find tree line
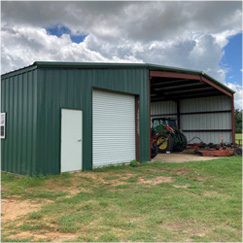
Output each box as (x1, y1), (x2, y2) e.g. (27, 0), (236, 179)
(234, 109), (242, 133)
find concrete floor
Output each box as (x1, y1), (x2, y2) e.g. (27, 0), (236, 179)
(152, 150), (219, 163)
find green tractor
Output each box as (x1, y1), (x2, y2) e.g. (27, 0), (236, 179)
(151, 118), (187, 153)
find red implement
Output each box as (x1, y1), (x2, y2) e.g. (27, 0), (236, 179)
(195, 147), (234, 156)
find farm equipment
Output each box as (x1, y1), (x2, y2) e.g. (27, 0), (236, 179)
(151, 118), (187, 154)
(151, 131), (159, 159)
(150, 129), (172, 159)
(187, 140), (242, 157)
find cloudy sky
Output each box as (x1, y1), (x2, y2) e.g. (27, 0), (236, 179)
(1, 1), (242, 107)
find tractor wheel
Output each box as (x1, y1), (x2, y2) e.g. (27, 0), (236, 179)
(157, 134), (174, 153)
(234, 147), (242, 156)
(215, 144), (220, 150)
(151, 141), (158, 159)
(176, 133), (188, 152)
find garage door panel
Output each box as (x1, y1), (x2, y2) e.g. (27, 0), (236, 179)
(93, 89), (135, 167)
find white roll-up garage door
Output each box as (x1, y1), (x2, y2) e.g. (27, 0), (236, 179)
(93, 89), (135, 167)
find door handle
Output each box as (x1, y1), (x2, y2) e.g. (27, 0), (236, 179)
(77, 139), (82, 142)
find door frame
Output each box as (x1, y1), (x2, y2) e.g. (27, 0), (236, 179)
(60, 107), (83, 173)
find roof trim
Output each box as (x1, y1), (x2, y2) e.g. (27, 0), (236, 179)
(1, 63), (37, 79)
(1, 61), (234, 94)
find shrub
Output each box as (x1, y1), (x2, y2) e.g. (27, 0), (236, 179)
(129, 160), (140, 167)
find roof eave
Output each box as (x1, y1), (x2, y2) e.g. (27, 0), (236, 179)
(1, 61), (235, 94)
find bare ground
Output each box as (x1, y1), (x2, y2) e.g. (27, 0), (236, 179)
(139, 176), (173, 185)
(1, 197), (43, 221)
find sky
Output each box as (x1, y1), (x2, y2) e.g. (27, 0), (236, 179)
(1, 1), (242, 108)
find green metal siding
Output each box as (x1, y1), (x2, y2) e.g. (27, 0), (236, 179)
(35, 68), (150, 175)
(1, 70), (38, 175)
(1, 61), (235, 176)
(33, 61), (235, 94)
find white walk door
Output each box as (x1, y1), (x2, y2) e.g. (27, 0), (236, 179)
(93, 89), (135, 167)
(61, 109), (82, 172)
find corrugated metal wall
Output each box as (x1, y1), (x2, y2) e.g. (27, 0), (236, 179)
(181, 95), (232, 144)
(151, 95), (232, 144)
(151, 101), (177, 119)
(181, 113), (231, 130)
(2, 67), (150, 175)
(36, 68), (150, 175)
(180, 95), (231, 112)
(1, 70), (38, 175)
(182, 132), (232, 144)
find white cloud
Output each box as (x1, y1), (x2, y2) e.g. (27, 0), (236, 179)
(226, 83), (243, 109)
(1, 1), (242, 106)
(1, 25), (143, 74)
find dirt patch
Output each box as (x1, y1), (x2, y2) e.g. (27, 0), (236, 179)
(203, 191), (220, 197)
(182, 227), (210, 238)
(44, 171), (133, 197)
(153, 150), (219, 163)
(144, 168), (167, 173)
(7, 231), (77, 242)
(73, 171), (135, 187)
(139, 176), (173, 185)
(172, 167), (190, 175)
(166, 220), (210, 237)
(173, 184), (190, 188)
(43, 232), (77, 242)
(1, 198), (43, 222)
(182, 228), (207, 237)
(1, 186), (9, 191)
(45, 176), (94, 197)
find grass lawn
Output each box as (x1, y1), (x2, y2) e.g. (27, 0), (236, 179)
(1, 157), (242, 242)
(235, 134), (242, 144)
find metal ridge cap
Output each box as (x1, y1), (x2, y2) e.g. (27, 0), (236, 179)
(34, 61), (148, 69)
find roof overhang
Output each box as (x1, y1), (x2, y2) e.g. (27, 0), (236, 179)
(149, 70), (233, 102)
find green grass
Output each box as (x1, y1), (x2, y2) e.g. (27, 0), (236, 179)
(1, 157), (242, 242)
(235, 133), (242, 144)
(235, 133), (242, 139)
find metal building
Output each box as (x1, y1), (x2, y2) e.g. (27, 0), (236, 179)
(1, 62), (235, 175)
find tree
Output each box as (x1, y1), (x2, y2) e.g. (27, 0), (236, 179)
(234, 109), (242, 133)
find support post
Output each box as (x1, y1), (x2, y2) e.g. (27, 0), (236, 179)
(231, 95), (235, 143)
(149, 76), (151, 160)
(176, 100), (180, 129)
(135, 95), (140, 162)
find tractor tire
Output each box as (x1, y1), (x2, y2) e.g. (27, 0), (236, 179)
(215, 144), (220, 150)
(234, 147), (242, 156)
(157, 134), (174, 153)
(151, 141), (159, 159)
(177, 133), (188, 152)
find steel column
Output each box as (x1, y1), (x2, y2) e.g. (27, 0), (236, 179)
(135, 95), (140, 161)
(231, 95), (235, 143)
(177, 100), (180, 129)
(149, 77), (151, 160)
